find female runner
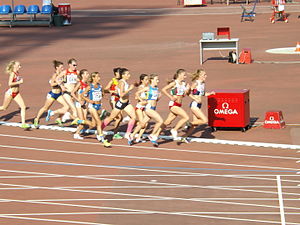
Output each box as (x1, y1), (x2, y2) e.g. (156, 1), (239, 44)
(101, 68), (136, 145)
(81, 72), (111, 147)
(133, 74), (149, 143)
(55, 58), (79, 122)
(0, 61), (30, 129)
(104, 67), (123, 139)
(161, 69), (190, 140)
(33, 60), (69, 128)
(131, 74), (163, 147)
(71, 69), (91, 139)
(182, 69), (215, 141)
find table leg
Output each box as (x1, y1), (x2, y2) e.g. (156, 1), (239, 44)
(236, 42), (239, 64)
(200, 42), (203, 65)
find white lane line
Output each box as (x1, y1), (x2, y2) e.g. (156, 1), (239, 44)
(0, 215), (110, 225)
(1, 185), (298, 190)
(1, 182), (300, 211)
(1, 159), (300, 197)
(0, 212), (149, 216)
(0, 131), (300, 154)
(20, 198), (299, 202)
(1, 211), (300, 216)
(1, 133), (299, 160)
(0, 144), (298, 172)
(0, 198), (298, 225)
(0, 175), (60, 179)
(1, 166), (300, 197)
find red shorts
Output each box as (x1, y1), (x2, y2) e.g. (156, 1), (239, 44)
(6, 89), (19, 99)
(111, 94), (120, 103)
(168, 101), (182, 109)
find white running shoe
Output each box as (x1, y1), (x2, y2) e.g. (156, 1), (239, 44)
(170, 129), (178, 140)
(62, 112), (71, 123)
(73, 134), (84, 140)
(96, 135), (104, 142)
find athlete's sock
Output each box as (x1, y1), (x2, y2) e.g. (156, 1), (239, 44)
(101, 119), (110, 129)
(126, 119), (135, 133)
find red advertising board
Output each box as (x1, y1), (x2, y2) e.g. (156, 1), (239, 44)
(208, 89), (250, 131)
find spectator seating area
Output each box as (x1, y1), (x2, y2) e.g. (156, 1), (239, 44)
(0, 4), (53, 27)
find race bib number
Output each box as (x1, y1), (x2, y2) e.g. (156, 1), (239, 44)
(66, 74), (77, 84)
(92, 91), (102, 101)
(116, 101), (123, 108)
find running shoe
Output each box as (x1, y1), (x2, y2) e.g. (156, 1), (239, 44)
(113, 133), (123, 139)
(46, 110), (53, 122)
(20, 123), (31, 129)
(71, 118), (80, 125)
(96, 135), (104, 142)
(33, 118), (39, 129)
(124, 133), (133, 146)
(151, 140), (159, 147)
(61, 112), (71, 123)
(73, 133), (84, 140)
(135, 138), (147, 143)
(55, 118), (63, 127)
(103, 139), (112, 148)
(179, 137), (190, 144)
(170, 129), (178, 140)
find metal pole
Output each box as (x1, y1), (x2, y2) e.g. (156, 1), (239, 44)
(276, 175), (286, 225)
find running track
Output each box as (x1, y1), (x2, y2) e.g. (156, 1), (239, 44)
(0, 126), (299, 225)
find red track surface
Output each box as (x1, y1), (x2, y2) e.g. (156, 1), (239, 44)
(0, 1), (299, 224)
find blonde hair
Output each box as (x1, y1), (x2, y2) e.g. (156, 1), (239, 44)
(191, 69), (205, 81)
(5, 61), (19, 74)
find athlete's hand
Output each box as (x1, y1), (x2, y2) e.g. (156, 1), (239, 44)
(129, 84), (135, 91)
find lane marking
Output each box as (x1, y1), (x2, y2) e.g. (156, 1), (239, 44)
(0, 215), (111, 225)
(1, 133), (299, 161)
(2, 168), (300, 197)
(1, 181), (300, 210)
(1, 156), (299, 197)
(1, 211), (300, 216)
(0, 144), (298, 172)
(1, 123), (300, 150)
(0, 198), (299, 225)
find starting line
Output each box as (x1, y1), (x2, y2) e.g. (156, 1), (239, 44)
(0, 121), (300, 150)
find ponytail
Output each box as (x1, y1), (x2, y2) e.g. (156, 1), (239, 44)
(5, 61), (18, 74)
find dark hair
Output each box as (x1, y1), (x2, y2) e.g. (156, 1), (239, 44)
(78, 69), (88, 80)
(134, 73), (148, 87)
(149, 74), (158, 84)
(167, 69), (185, 84)
(67, 58), (77, 65)
(119, 68), (129, 80)
(113, 67), (122, 74)
(88, 72), (99, 83)
(53, 60), (63, 69)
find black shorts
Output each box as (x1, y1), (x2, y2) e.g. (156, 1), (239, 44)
(115, 100), (129, 110)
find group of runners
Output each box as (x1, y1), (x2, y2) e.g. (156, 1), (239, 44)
(0, 59), (215, 148)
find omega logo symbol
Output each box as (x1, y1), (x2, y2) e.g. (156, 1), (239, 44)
(214, 102), (238, 115)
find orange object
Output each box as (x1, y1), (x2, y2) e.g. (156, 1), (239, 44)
(295, 42), (300, 52)
(263, 111), (285, 129)
(217, 27), (230, 39)
(239, 48), (252, 64)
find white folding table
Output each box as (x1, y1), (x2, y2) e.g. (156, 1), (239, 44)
(199, 38), (239, 64)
